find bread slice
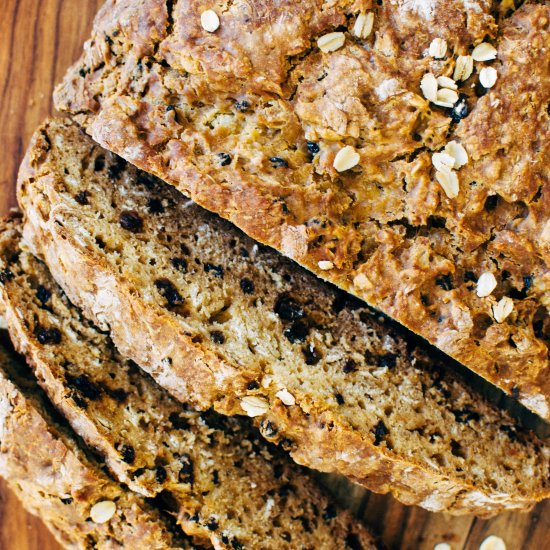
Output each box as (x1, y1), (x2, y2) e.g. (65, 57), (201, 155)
(0, 342), (193, 549)
(53, 0), (550, 419)
(0, 214), (375, 550)
(18, 118), (550, 516)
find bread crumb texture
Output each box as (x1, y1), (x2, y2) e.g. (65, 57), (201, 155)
(0, 216), (376, 549)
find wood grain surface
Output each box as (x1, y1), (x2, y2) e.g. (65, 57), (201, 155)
(0, 1), (548, 549)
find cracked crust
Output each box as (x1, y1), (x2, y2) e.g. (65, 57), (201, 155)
(0, 344), (191, 550)
(54, 0), (550, 418)
(0, 215), (376, 550)
(17, 118), (550, 517)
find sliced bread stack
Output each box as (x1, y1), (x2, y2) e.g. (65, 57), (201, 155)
(0, 342), (192, 549)
(15, 118), (550, 517)
(0, 214), (376, 549)
(53, 0), (550, 419)
(2, 0), (549, 543)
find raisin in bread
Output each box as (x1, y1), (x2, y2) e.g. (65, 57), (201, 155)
(0, 215), (375, 550)
(0, 342), (192, 550)
(53, 0), (550, 419)
(18, 118), (550, 516)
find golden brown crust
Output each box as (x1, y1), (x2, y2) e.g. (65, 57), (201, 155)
(54, 1), (550, 418)
(0, 345), (189, 550)
(16, 118), (550, 517)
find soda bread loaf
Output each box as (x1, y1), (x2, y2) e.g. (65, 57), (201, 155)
(53, 0), (550, 418)
(0, 215), (375, 550)
(17, 118), (550, 516)
(0, 343), (192, 550)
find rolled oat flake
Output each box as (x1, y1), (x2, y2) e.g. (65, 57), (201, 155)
(90, 500), (117, 523)
(479, 535), (506, 550)
(201, 9), (220, 33)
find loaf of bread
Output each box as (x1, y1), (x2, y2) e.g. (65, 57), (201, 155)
(53, 0), (549, 418)
(0, 214), (375, 550)
(0, 342), (192, 549)
(18, 118), (550, 516)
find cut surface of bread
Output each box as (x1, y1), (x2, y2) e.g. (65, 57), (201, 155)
(17, 118), (550, 516)
(53, 0), (550, 419)
(0, 342), (192, 550)
(0, 215), (375, 550)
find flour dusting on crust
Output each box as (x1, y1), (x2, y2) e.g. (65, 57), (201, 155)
(396, 0), (438, 20)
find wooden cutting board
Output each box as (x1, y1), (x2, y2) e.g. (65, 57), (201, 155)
(0, 1), (548, 548)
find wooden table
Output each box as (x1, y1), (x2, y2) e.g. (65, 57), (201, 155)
(0, 1), (548, 548)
